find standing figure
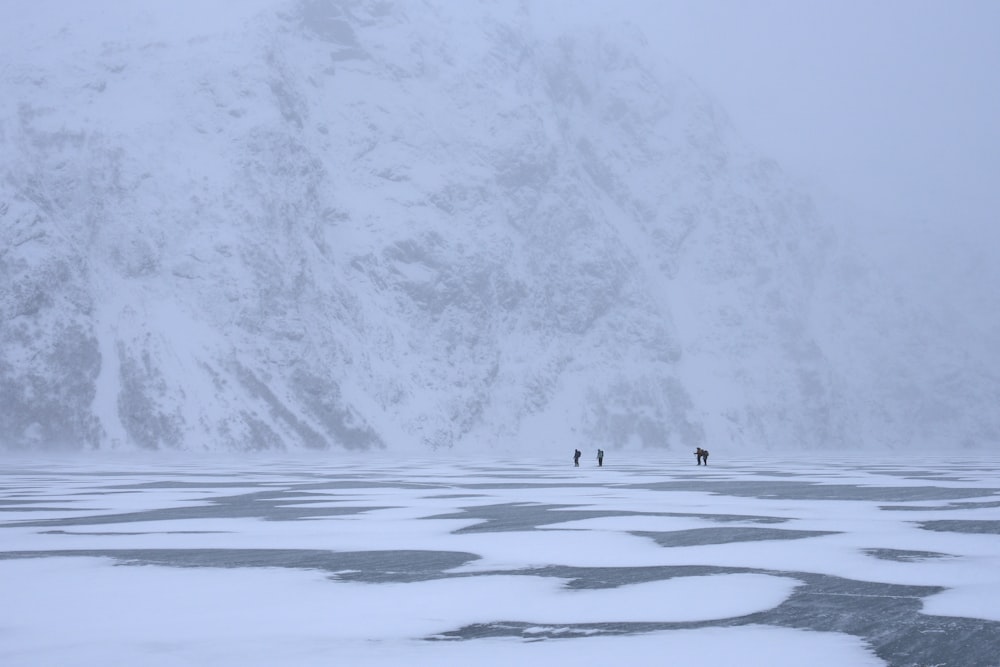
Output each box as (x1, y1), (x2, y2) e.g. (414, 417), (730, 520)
(695, 448), (703, 465)
(702, 449), (709, 465)
(573, 449), (581, 467)
(597, 449), (604, 467)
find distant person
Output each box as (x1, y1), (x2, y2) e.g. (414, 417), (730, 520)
(597, 449), (604, 467)
(695, 448), (703, 465)
(573, 449), (581, 467)
(703, 449), (709, 465)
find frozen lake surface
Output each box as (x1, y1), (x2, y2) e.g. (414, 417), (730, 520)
(2, 456), (999, 666)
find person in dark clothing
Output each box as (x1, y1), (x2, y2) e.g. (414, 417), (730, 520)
(702, 449), (709, 465)
(597, 449), (604, 467)
(573, 449), (581, 466)
(695, 448), (703, 465)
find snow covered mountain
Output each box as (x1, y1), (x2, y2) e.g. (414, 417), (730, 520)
(1, 0), (995, 453)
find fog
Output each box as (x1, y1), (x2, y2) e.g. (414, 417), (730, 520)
(527, 0), (999, 364)
(643, 0), (1000, 344)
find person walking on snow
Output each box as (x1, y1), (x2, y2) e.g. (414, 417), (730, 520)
(597, 449), (604, 467)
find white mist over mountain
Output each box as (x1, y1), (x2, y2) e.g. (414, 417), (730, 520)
(647, 0), (1000, 385)
(1, 0), (996, 454)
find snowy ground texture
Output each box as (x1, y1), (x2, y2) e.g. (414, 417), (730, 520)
(2, 456), (999, 667)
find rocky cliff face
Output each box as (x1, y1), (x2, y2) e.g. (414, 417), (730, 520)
(1, 0), (994, 453)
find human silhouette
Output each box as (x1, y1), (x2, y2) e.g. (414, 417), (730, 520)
(573, 449), (581, 466)
(597, 449), (604, 467)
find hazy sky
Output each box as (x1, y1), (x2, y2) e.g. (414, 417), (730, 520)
(645, 0), (1000, 237)
(618, 0), (1000, 342)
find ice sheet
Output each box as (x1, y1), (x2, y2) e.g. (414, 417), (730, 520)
(2, 456), (999, 666)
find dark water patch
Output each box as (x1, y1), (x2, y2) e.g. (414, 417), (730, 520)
(743, 471), (802, 477)
(864, 548), (956, 562)
(430, 564), (998, 667)
(429, 503), (609, 532)
(457, 483), (605, 490)
(0, 488), (388, 528)
(530, 564), (754, 589)
(292, 480), (437, 491)
(105, 481), (269, 490)
(869, 469), (969, 482)
(919, 520), (1000, 535)
(0, 548), (480, 582)
(0, 499), (87, 506)
(427, 503), (791, 534)
(451, 472), (576, 479)
(0, 505), (84, 512)
(0, 470), (243, 478)
(103, 479), (431, 492)
(695, 513), (787, 524)
(456, 466), (571, 474)
(627, 480), (999, 502)
(882, 500), (1000, 512)
(942, 500), (1000, 510)
(633, 527), (836, 547)
(38, 530), (229, 536)
(72, 491), (141, 496)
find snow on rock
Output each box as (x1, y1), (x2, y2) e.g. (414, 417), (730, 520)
(1, 0), (994, 453)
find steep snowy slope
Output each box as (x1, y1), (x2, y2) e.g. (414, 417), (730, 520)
(1, 0), (994, 453)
